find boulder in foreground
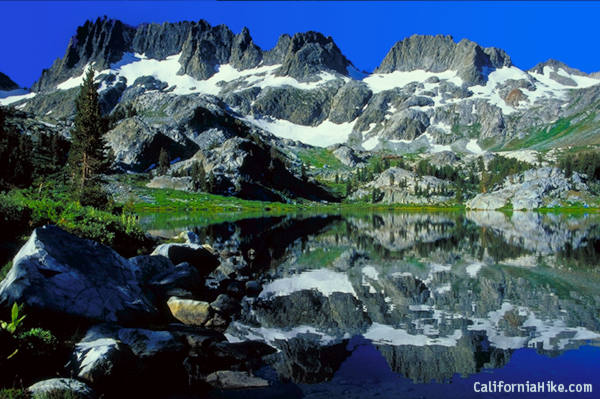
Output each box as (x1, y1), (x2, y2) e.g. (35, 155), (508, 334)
(28, 378), (96, 399)
(0, 225), (159, 324)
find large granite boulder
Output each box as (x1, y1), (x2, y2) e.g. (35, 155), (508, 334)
(331, 145), (367, 167)
(28, 378), (96, 399)
(0, 225), (158, 324)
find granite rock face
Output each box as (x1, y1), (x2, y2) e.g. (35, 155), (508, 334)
(205, 370), (269, 389)
(0, 226), (158, 324)
(328, 80), (373, 123)
(33, 18), (136, 91)
(466, 167), (589, 210)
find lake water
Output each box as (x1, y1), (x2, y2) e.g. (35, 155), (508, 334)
(143, 211), (600, 398)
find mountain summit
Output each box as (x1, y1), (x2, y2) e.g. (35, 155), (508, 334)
(375, 34), (512, 85)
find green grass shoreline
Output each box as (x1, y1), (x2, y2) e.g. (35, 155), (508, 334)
(133, 186), (600, 214)
(133, 186), (600, 232)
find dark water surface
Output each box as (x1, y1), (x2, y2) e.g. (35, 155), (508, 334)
(145, 211), (600, 398)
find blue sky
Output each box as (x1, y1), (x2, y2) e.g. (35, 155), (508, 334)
(1, 1), (599, 87)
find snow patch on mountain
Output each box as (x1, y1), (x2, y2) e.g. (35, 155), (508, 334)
(362, 136), (380, 151)
(56, 52), (341, 96)
(245, 116), (356, 147)
(0, 90), (36, 105)
(466, 139), (485, 154)
(363, 69), (463, 94)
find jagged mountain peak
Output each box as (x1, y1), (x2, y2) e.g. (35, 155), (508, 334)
(529, 59), (588, 77)
(33, 17), (135, 92)
(375, 34), (512, 85)
(0, 72), (19, 91)
(31, 18), (356, 92)
(275, 30), (351, 81)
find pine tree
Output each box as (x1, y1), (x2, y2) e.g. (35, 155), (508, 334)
(190, 161), (206, 191)
(68, 67), (112, 207)
(300, 163), (307, 182)
(373, 159), (383, 174)
(158, 148), (170, 175)
(207, 171), (217, 193)
(371, 188), (381, 203)
(455, 186), (464, 203)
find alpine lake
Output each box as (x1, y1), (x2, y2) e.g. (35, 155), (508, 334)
(138, 209), (600, 399)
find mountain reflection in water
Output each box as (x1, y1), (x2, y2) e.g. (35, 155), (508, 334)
(147, 211), (600, 398)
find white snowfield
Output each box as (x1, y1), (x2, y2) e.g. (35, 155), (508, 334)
(3, 51), (599, 148)
(243, 115), (357, 148)
(362, 69), (464, 94)
(0, 89), (36, 105)
(57, 52), (342, 95)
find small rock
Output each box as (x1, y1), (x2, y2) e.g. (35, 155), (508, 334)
(117, 328), (185, 359)
(204, 313), (230, 331)
(210, 294), (240, 315)
(205, 370), (269, 389)
(176, 231), (201, 244)
(152, 243), (220, 274)
(150, 262), (203, 298)
(245, 280), (262, 297)
(168, 324), (226, 350)
(167, 297), (212, 326)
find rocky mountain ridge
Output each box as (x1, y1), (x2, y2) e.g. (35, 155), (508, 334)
(0, 72), (19, 91)
(31, 17), (353, 92)
(3, 17), (599, 156)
